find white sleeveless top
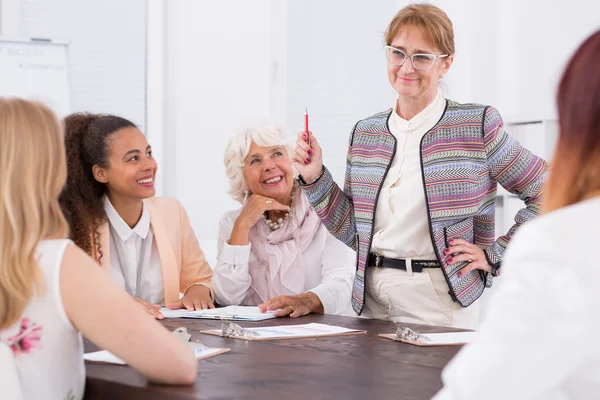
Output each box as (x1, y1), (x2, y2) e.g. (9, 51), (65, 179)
(0, 240), (85, 400)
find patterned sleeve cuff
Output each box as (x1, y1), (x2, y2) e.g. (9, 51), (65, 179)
(483, 247), (502, 277)
(297, 166), (325, 187)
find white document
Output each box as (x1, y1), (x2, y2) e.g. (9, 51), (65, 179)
(418, 331), (477, 345)
(83, 350), (126, 365)
(84, 346), (227, 365)
(205, 322), (364, 339)
(192, 347), (226, 359)
(160, 306), (277, 321)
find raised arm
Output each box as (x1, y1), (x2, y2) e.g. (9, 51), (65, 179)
(212, 212), (254, 306)
(293, 129), (358, 250)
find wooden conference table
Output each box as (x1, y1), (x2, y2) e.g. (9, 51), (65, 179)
(84, 314), (463, 400)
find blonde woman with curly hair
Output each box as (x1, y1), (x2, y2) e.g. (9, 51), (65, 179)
(0, 98), (197, 399)
(212, 123), (355, 317)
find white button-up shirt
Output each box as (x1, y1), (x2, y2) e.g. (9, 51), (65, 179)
(212, 208), (355, 315)
(371, 91), (446, 260)
(434, 197), (600, 399)
(105, 197), (164, 305)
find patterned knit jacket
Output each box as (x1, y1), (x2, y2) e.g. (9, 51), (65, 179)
(300, 100), (548, 315)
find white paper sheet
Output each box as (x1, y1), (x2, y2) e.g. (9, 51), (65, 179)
(418, 331), (477, 345)
(84, 345), (227, 365)
(160, 306), (277, 321)
(83, 350), (126, 365)
(192, 347), (226, 358)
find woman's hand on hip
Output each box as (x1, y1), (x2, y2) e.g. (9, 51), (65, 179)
(258, 292), (325, 318)
(292, 131), (323, 184)
(445, 239), (493, 276)
(167, 285), (214, 311)
(229, 194), (290, 245)
(134, 297), (164, 320)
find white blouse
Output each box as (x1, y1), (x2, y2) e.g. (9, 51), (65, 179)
(434, 197), (600, 399)
(371, 90), (446, 260)
(0, 240), (85, 400)
(212, 208), (356, 315)
(105, 197), (164, 305)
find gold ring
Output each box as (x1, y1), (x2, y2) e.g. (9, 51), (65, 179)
(288, 305), (294, 312)
(468, 256), (473, 263)
(265, 200), (273, 204)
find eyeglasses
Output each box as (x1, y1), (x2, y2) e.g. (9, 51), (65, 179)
(385, 45), (448, 71)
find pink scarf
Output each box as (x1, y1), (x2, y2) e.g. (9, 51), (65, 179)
(245, 186), (322, 304)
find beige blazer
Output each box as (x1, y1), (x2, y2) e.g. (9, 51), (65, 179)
(93, 197), (213, 304)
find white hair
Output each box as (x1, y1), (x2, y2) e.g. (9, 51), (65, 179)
(224, 123), (294, 203)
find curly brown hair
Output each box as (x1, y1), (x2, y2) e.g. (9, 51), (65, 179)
(59, 113), (136, 261)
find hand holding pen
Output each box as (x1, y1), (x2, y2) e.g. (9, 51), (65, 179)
(292, 107), (323, 184)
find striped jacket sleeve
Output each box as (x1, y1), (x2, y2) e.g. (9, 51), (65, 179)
(482, 107), (549, 275)
(299, 128), (358, 251)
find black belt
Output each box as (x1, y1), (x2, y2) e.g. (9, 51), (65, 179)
(367, 254), (440, 273)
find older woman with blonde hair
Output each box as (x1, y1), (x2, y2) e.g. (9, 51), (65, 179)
(0, 98), (197, 399)
(212, 123), (355, 317)
(293, 4), (548, 329)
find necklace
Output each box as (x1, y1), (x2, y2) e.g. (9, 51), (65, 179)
(263, 190), (294, 231)
(392, 94), (440, 134)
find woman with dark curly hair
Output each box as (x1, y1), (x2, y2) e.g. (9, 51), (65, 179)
(60, 114), (213, 318)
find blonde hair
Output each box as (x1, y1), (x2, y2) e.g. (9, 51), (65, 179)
(223, 123), (293, 203)
(385, 3), (455, 55)
(0, 98), (69, 329)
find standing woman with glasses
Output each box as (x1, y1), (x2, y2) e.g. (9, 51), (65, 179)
(292, 3), (548, 329)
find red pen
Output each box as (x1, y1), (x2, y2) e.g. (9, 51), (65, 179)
(304, 107), (310, 147)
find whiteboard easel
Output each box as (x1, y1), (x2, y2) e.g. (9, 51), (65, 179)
(0, 37), (70, 117)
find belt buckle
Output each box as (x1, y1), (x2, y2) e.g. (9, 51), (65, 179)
(374, 254), (383, 269)
(412, 263), (423, 273)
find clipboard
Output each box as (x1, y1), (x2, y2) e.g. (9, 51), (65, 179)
(379, 324), (476, 347)
(201, 320), (367, 341)
(174, 327), (231, 358)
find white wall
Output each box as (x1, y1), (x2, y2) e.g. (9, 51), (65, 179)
(18, 0), (147, 129)
(0, 0), (20, 35)
(426, 0), (599, 122)
(152, 0), (401, 265)
(284, 0), (398, 184)
(153, 0), (276, 264)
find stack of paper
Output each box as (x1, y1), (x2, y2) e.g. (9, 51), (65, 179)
(159, 305), (277, 321)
